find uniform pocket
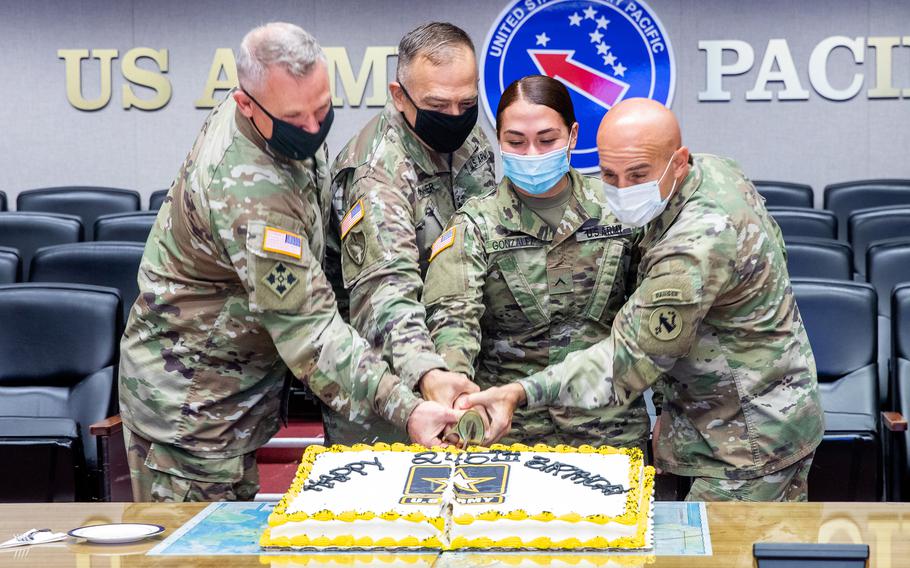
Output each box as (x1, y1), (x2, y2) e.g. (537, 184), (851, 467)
(582, 239), (628, 324)
(145, 442), (245, 484)
(484, 250), (549, 331)
(246, 216), (310, 313)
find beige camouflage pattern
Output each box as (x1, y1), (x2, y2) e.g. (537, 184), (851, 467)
(423, 170), (649, 449)
(520, 154), (823, 480)
(686, 451), (814, 502)
(124, 426), (258, 502)
(119, 95), (420, 487)
(324, 102), (496, 443)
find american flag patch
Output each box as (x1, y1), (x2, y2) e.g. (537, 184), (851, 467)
(262, 227), (303, 259)
(340, 200), (365, 239)
(429, 227), (457, 263)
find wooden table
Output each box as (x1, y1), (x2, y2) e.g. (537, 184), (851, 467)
(0, 502), (908, 567)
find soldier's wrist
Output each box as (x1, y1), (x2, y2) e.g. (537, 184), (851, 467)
(402, 353), (449, 390)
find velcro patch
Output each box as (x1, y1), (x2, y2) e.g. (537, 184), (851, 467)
(648, 307), (683, 341)
(262, 227), (303, 259)
(484, 235), (546, 253)
(651, 288), (683, 303)
(340, 200), (365, 239)
(261, 261), (300, 298)
(575, 224), (632, 242)
(429, 227), (457, 263)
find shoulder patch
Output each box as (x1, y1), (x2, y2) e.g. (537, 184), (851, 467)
(340, 199), (365, 240)
(651, 288), (683, 303)
(648, 307), (683, 341)
(262, 227), (303, 259)
(429, 227), (457, 263)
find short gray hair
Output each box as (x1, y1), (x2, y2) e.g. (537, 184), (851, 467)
(397, 22), (475, 83)
(237, 22), (325, 93)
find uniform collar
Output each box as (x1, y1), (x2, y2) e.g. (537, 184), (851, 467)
(495, 168), (597, 242)
(640, 155), (702, 249)
(383, 102), (480, 177)
(231, 92), (319, 183)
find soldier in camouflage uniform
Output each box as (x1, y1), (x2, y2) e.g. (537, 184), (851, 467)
(326, 23), (496, 444)
(119, 23), (460, 502)
(465, 98), (823, 501)
(423, 76), (649, 450)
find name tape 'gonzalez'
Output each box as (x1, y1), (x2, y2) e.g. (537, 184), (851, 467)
(262, 227), (303, 259)
(340, 200), (365, 239)
(429, 227), (457, 262)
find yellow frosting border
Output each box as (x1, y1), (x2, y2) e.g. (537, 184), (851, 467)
(446, 467), (655, 550)
(261, 442), (654, 551)
(259, 552), (439, 565)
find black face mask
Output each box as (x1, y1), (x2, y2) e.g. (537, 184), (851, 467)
(243, 90), (333, 160)
(398, 84), (478, 154)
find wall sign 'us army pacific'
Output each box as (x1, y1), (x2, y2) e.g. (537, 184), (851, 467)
(481, 0), (676, 173)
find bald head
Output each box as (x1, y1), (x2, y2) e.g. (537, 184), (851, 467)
(597, 98), (689, 198)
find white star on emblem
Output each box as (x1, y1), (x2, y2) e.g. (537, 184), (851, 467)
(596, 16), (610, 29)
(603, 53), (617, 66)
(596, 42), (608, 55)
(583, 5), (597, 20)
(612, 62), (627, 77)
(589, 29), (604, 44)
(535, 32), (551, 47)
(568, 12), (582, 26)
(451, 469), (496, 493)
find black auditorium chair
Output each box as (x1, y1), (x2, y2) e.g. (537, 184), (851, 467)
(784, 238), (852, 281)
(792, 279), (881, 500)
(886, 285), (910, 500)
(867, 239), (910, 409)
(0, 212), (82, 279)
(753, 180), (814, 209)
(17, 186), (141, 240)
(0, 283), (125, 501)
(0, 247), (20, 284)
(768, 207), (837, 240)
(94, 212), (157, 243)
(848, 207), (910, 279)
(148, 189), (169, 210)
(30, 242), (145, 325)
(0, 190), (6, 211)
(824, 179), (910, 240)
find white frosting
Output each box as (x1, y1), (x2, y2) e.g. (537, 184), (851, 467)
(271, 448), (652, 550)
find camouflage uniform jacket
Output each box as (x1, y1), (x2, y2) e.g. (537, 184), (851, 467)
(119, 95), (419, 461)
(519, 154), (824, 479)
(330, 102), (496, 388)
(423, 170), (649, 447)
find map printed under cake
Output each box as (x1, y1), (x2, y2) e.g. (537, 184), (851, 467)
(260, 443), (655, 551)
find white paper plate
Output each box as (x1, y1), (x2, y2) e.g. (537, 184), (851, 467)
(68, 523), (165, 544)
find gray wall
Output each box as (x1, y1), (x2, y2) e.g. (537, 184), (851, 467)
(2, 0), (909, 207)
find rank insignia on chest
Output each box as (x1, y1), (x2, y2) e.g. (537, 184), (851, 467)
(340, 199), (365, 239)
(262, 227), (303, 259)
(649, 307), (682, 341)
(575, 224), (632, 242)
(262, 262), (299, 298)
(429, 227), (456, 262)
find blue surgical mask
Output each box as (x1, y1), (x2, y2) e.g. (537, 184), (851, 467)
(602, 156), (677, 228)
(501, 146), (571, 195)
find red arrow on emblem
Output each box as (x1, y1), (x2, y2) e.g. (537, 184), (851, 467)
(528, 49), (630, 109)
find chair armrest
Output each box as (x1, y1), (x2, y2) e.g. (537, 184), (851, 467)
(882, 411), (908, 432)
(89, 415), (122, 437)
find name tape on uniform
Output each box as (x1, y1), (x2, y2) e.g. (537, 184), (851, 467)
(429, 227), (457, 263)
(484, 235), (545, 253)
(262, 227), (303, 259)
(340, 200), (365, 239)
(575, 224), (632, 242)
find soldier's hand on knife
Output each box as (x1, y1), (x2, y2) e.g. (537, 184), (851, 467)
(458, 383), (526, 445)
(407, 400), (463, 447)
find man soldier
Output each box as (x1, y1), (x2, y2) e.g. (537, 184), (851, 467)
(119, 22), (459, 502)
(466, 99), (823, 502)
(326, 23), (496, 443)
